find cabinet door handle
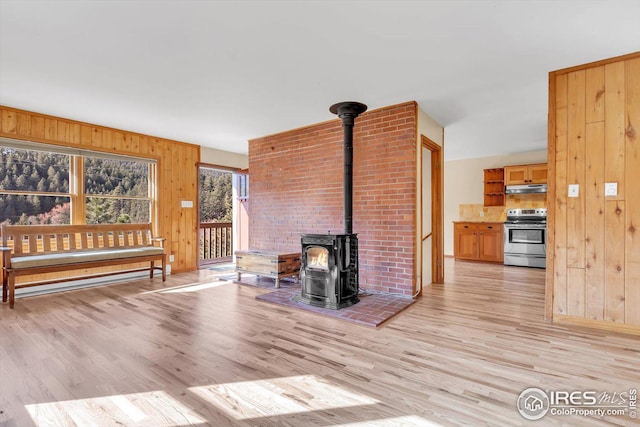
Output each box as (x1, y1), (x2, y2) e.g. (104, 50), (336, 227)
(464, 225), (469, 228)
(487, 226), (493, 229)
(480, 233), (483, 235)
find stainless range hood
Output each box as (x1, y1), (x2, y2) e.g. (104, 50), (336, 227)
(505, 184), (547, 194)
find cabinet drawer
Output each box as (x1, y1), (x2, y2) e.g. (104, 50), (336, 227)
(477, 223), (502, 231)
(455, 223), (477, 231)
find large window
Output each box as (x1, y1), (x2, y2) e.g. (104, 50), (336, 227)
(0, 147), (71, 225)
(0, 139), (156, 226)
(84, 157), (151, 224)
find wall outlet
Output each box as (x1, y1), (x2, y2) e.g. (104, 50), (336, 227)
(479, 211), (484, 217)
(568, 184), (579, 198)
(169, 254), (175, 262)
(181, 200), (193, 208)
(605, 182), (618, 196)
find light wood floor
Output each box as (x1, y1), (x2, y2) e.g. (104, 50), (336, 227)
(1, 259), (638, 426)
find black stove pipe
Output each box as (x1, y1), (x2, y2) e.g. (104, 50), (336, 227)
(329, 101), (367, 234)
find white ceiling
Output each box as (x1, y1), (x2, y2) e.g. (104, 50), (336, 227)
(1, 1), (639, 161)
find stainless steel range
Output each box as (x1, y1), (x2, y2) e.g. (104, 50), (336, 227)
(504, 208), (546, 268)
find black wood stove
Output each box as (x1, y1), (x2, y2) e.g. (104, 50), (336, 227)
(296, 101), (367, 309)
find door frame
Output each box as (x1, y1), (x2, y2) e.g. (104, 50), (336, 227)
(197, 162), (240, 268)
(421, 135), (444, 284)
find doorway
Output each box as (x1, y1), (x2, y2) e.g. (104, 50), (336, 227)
(198, 166), (233, 266)
(421, 135), (444, 286)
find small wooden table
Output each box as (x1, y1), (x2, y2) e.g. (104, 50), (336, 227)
(235, 250), (301, 288)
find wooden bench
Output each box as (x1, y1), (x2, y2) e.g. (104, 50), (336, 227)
(235, 250), (301, 288)
(1, 223), (166, 308)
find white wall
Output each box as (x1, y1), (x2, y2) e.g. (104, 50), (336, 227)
(417, 106), (443, 290)
(443, 149), (547, 256)
(200, 146), (248, 169)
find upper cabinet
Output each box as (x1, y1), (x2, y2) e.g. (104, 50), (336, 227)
(504, 163), (547, 185)
(483, 168), (504, 206)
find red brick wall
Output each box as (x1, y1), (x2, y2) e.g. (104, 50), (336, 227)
(248, 102), (417, 296)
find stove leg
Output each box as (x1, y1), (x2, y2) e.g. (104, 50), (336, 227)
(275, 278), (280, 288)
(237, 272), (241, 282)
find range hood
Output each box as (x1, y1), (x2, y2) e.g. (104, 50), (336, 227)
(505, 184), (547, 194)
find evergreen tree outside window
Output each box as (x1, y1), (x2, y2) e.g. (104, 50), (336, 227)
(0, 147), (71, 225)
(84, 157), (151, 224)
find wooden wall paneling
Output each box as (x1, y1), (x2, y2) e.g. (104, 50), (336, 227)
(604, 200), (625, 322)
(0, 105), (201, 281)
(44, 118), (57, 141)
(16, 112), (31, 135)
(566, 70), (586, 269)
(178, 143), (189, 272)
(91, 126), (102, 149)
(31, 115), (45, 139)
(584, 122), (605, 320)
(625, 57), (640, 325)
(167, 141), (182, 271)
(56, 120), (69, 143)
(604, 61), (626, 201)
(80, 124), (92, 145)
(187, 146), (198, 271)
(585, 66), (605, 124)
(566, 267), (585, 317)
(102, 129), (112, 153)
(2, 109), (16, 133)
(553, 73), (568, 315)
(545, 73), (557, 320)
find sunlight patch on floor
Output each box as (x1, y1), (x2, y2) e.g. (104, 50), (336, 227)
(332, 415), (444, 426)
(141, 281), (227, 294)
(25, 390), (205, 426)
(188, 374), (378, 420)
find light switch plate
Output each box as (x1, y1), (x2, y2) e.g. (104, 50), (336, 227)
(181, 200), (193, 208)
(568, 184), (579, 198)
(605, 182), (618, 196)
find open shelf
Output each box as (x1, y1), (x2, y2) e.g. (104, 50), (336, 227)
(483, 168), (505, 207)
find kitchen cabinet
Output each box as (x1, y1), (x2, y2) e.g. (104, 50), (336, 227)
(454, 222), (503, 263)
(483, 168), (504, 207)
(504, 163), (547, 185)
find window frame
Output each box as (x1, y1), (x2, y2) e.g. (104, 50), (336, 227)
(0, 137), (158, 226)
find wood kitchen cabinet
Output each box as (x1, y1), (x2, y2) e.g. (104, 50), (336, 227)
(504, 163), (547, 185)
(483, 168), (504, 206)
(454, 222), (503, 263)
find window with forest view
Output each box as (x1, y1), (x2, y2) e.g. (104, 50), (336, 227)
(0, 147), (71, 225)
(84, 157), (150, 224)
(1, 143), (155, 226)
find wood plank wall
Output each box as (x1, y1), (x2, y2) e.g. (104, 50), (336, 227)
(0, 106), (200, 282)
(547, 52), (640, 332)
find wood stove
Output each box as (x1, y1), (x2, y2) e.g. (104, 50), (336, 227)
(296, 101), (367, 309)
(298, 233), (358, 309)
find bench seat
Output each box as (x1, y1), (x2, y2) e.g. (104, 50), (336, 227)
(10, 247), (165, 270)
(1, 223), (166, 308)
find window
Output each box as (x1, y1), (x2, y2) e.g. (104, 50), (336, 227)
(0, 147), (71, 225)
(84, 157), (151, 224)
(0, 138), (156, 226)
(237, 173), (249, 201)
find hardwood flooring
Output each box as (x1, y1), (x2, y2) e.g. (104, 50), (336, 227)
(1, 259), (638, 426)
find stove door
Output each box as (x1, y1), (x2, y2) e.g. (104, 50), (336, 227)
(504, 223), (546, 256)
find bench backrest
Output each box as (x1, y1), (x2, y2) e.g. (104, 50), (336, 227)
(1, 223), (156, 258)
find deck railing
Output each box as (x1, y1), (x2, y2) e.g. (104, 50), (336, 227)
(199, 222), (232, 265)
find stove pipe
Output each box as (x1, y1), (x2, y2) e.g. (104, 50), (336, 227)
(329, 101), (367, 234)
